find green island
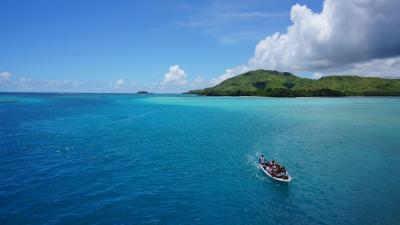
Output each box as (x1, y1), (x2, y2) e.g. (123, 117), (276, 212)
(187, 70), (400, 97)
(137, 91), (152, 94)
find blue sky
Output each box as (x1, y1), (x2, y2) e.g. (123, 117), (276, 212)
(1, 0), (399, 92)
(0, 0), (322, 92)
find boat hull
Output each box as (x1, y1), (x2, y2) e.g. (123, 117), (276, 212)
(259, 164), (291, 183)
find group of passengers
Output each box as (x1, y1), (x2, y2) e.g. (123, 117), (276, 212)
(259, 155), (288, 179)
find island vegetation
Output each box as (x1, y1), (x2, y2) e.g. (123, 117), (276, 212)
(137, 91), (151, 94)
(187, 70), (400, 97)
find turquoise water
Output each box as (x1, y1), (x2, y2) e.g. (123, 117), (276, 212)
(0, 93), (400, 225)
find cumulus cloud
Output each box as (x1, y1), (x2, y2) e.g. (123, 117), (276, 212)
(211, 65), (250, 85)
(154, 66), (212, 92)
(215, 0), (400, 83)
(162, 65), (187, 86)
(0, 71), (11, 82)
(113, 79), (125, 89)
(312, 72), (324, 80)
(320, 56), (400, 77)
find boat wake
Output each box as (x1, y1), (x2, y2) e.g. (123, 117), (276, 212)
(246, 152), (261, 169)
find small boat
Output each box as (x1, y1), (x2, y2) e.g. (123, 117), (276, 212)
(259, 163), (292, 183)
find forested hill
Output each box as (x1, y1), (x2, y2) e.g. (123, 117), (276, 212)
(187, 70), (400, 97)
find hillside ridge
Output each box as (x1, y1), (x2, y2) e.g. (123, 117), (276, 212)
(187, 70), (400, 97)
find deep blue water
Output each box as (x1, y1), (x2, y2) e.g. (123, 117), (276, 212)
(0, 93), (400, 225)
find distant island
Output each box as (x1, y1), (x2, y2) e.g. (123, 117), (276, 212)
(137, 91), (152, 94)
(0, 99), (19, 103)
(187, 70), (400, 97)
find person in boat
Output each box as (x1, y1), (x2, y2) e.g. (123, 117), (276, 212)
(259, 155), (266, 165)
(269, 161), (280, 177)
(277, 167), (288, 179)
(277, 172), (287, 179)
(276, 164), (282, 173)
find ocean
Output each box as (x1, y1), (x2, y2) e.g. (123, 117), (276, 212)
(0, 93), (399, 225)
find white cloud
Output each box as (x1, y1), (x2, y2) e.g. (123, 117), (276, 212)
(192, 76), (207, 86)
(321, 57), (400, 77)
(0, 71), (11, 82)
(0, 76), (82, 91)
(190, 76), (213, 90)
(16, 77), (33, 88)
(312, 72), (323, 80)
(218, 0), (400, 80)
(211, 65), (249, 85)
(114, 79), (125, 89)
(162, 65), (187, 86)
(0, 72), (134, 93)
(177, 0), (287, 45)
